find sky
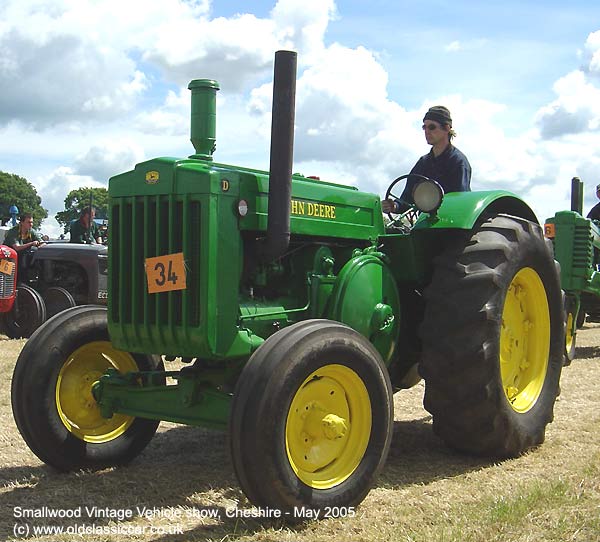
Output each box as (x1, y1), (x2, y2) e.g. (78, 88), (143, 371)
(2, 0), (600, 236)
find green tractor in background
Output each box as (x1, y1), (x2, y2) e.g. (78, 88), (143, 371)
(12, 52), (564, 515)
(544, 176), (600, 364)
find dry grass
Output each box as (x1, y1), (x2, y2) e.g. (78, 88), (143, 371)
(1, 326), (599, 542)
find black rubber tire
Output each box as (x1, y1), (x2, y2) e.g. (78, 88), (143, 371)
(2, 284), (46, 338)
(564, 295), (577, 365)
(42, 286), (76, 319)
(11, 305), (163, 471)
(576, 310), (586, 329)
(230, 319), (393, 513)
(419, 215), (564, 457)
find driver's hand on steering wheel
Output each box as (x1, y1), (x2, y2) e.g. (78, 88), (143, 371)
(381, 199), (398, 213)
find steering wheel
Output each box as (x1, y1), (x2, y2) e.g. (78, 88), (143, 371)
(384, 173), (433, 227)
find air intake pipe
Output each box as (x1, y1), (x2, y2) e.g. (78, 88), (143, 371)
(188, 79), (220, 160)
(261, 50), (297, 263)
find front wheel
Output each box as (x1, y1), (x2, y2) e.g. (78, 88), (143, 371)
(11, 305), (162, 471)
(2, 284), (46, 338)
(230, 320), (393, 513)
(419, 215), (564, 457)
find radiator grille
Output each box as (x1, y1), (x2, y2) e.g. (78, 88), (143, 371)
(0, 257), (16, 300)
(110, 195), (201, 328)
(572, 222), (593, 271)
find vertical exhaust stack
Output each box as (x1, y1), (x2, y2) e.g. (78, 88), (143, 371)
(261, 50), (297, 263)
(188, 79), (220, 160)
(571, 176), (583, 215)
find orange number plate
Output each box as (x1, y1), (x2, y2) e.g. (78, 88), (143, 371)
(145, 252), (187, 294)
(0, 260), (14, 275)
(543, 223), (556, 238)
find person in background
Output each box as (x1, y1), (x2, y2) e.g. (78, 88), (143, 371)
(4, 213), (44, 252)
(382, 105), (472, 213)
(587, 184), (600, 221)
(4, 213), (45, 280)
(70, 206), (102, 244)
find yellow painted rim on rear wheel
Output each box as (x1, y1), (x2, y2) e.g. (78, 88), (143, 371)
(55, 341), (138, 443)
(565, 311), (574, 353)
(500, 268), (550, 413)
(285, 364), (372, 490)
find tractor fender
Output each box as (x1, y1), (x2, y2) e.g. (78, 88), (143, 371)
(413, 190), (538, 231)
(327, 252), (400, 366)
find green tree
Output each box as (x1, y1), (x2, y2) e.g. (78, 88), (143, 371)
(55, 187), (108, 233)
(0, 171), (48, 229)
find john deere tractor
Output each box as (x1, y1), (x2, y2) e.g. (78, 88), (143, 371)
(12, 51), (564, 515)
(544, 176), (600, 363)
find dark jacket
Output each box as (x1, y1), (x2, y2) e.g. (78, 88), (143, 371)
(399, 144), (471, 205)
(588, 202), (600, 221)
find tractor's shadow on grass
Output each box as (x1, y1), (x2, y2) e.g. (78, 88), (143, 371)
(0, 418), (497, 542)
(379, 417), (495, 489)
(0, 425), (256, 541)
(574, 345), (600, 360)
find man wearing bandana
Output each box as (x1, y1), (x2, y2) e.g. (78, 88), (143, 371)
(382, 105), (472, 213)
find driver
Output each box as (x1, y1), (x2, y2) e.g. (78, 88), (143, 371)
(4, 213), (45, 281)
(586, 184), (600, 221)
(382, 105), (471, 213)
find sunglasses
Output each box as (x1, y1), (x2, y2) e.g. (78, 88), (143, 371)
(422, 123), (440, 131)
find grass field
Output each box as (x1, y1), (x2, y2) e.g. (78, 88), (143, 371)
(1, 325), (599, 542)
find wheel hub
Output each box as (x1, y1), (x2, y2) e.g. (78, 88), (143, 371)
(500, 268), (550, 412)
(321, 413), (348, 440)
(285, 364), (371, 489)
(55, 341), (138, 443)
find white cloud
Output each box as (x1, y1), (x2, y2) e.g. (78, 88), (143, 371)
(134, 87), (190, 138)
(73, 141), (145, 182)
(535, 70), (600, 138)
(584, 30), (600, 74)
(535, 31), (600, 139)
(445, 41), (462, 52)
(35, 166), (104, 237)
(444, 39), (487, 53)
(271, 0), (336, 61)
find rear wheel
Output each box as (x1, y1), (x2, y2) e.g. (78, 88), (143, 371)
(419, 215), (563, 457)
(230, 320), (393, 513)
(11, 306), (162, 471)
(43, 286), (76, 319)
(576, 310), (586, 329)
(2, 284), (46, 338)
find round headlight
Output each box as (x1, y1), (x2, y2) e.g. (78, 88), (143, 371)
(412, 179), (444, 213)
(238, 200), (249, 217)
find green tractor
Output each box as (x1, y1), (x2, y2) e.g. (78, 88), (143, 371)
(544, 176), (600, 364)
(12, 51), (564, 515)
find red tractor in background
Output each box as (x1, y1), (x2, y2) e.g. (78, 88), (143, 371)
(0, 242), (50, 339)
(0, 240), (109, 339)
(0, 244), (19, 328)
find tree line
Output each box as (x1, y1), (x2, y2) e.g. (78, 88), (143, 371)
(0, 170), (107, 234)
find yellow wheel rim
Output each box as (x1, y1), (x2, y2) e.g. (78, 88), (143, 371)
(565, 311), (574, 353)
(500, 268), (550, 413)
(285, 364), (371, 489)
(55, 341), (138, 443)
